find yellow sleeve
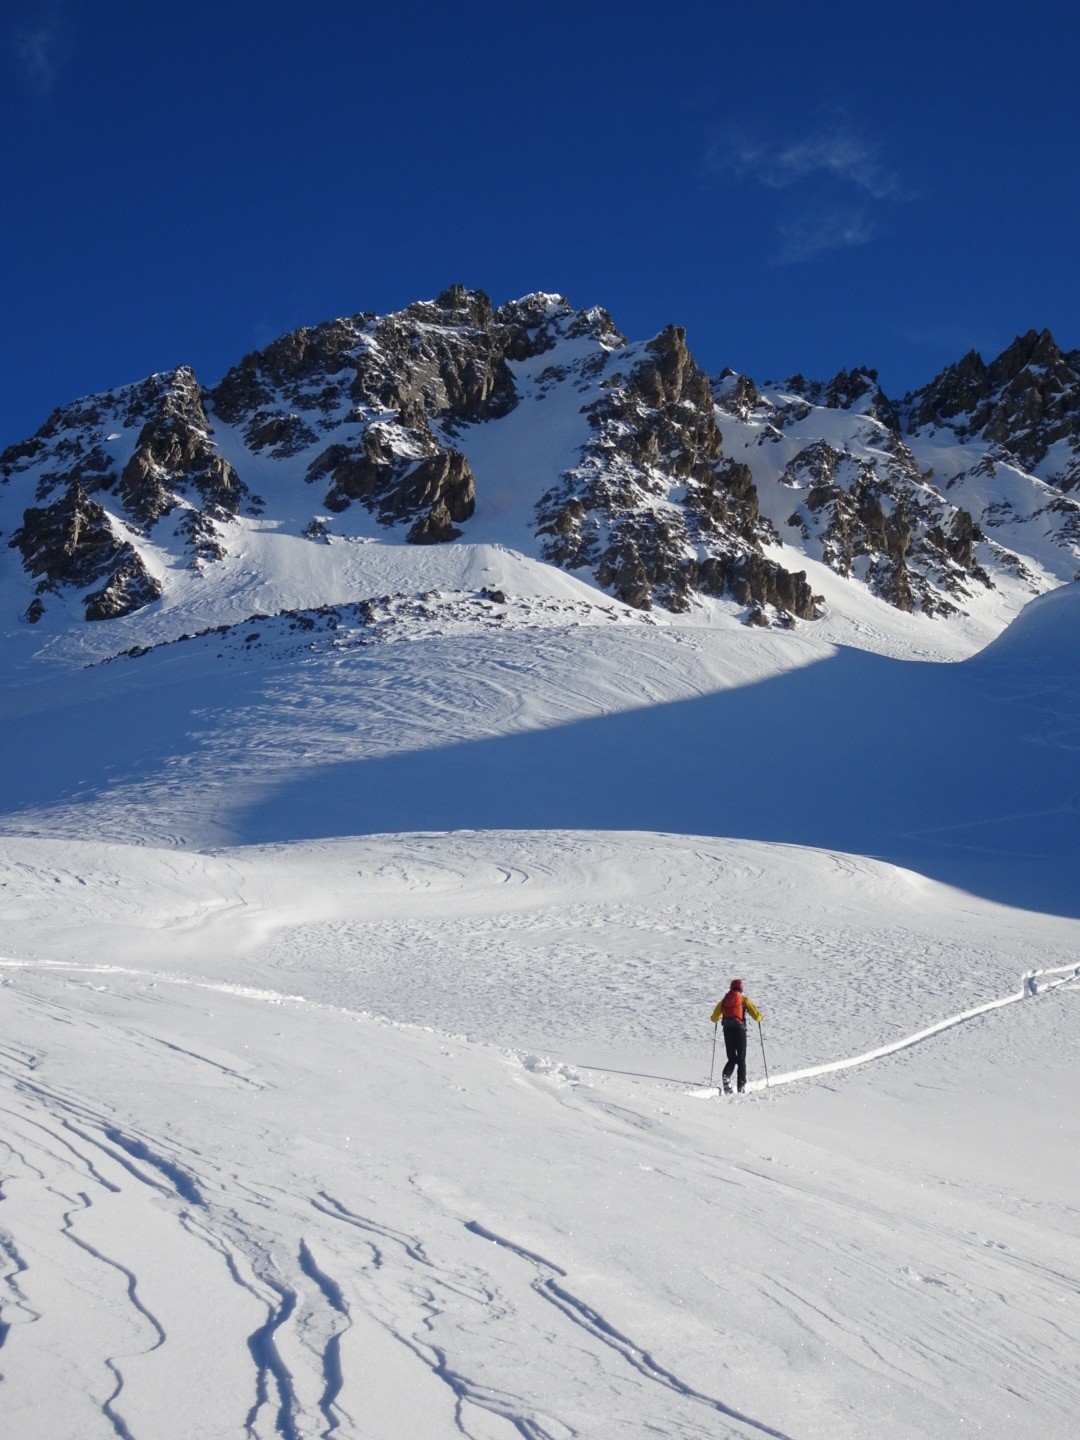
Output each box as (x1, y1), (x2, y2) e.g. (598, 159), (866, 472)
(744, 998), (763, 1023)
(710, 1003), (723, 1023)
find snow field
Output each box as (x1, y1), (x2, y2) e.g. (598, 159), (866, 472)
(1, 827), (1078, 1438)
(0, 554), (1077, 1437)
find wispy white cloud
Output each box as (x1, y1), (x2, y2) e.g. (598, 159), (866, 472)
(705, 121), (906, 263)
(12, 12), (63, 95)
(716, 129), (901, 201)
(773, 208), (875, 266)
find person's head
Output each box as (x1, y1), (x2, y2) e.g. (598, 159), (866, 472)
(730, 978), (743, 992)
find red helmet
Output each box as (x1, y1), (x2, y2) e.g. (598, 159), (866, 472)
(730, 978), (743, 992)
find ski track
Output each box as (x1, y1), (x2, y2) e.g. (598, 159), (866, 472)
(687, 961), (1080, 1097)
(0, 948), (1077, 1436)
(5, 949), (1075, 1101)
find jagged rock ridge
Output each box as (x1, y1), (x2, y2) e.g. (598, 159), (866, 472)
(2, 290), (1078, 631)
(538, 325), (818, 620)
(713, 334), (1080, 616)
(902, 329), (1080, 487)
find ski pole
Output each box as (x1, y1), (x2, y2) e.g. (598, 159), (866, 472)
(758, 1021), (769, 1088)
(709, 1021), (718, 1084)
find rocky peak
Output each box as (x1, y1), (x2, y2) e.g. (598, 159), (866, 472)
(902, 349), (991, 430)
(120, 366), (247, 529)
(903, 329), (1080, 485)
(5, 289), (1075, 636)
(536, 325), (819, 621)
(209, 290), (622, 547)
(629, 325), (715, 412)
(778, 431), (990, 617)
(0, 360), (257, 621)
(211, 316), (370, 431)
(713, 371), (762, 421)
(418, 284), (496, 331)
(823, 368), (900, 429)
(987, 328), (1068, 386)
(7, 480), (162, 622)
(779, 367), (899, 429)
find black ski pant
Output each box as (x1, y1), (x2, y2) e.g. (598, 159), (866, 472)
(721, 1018), (747, 1091)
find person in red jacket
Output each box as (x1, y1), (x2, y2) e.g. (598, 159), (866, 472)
(710, 979), (763, 1094)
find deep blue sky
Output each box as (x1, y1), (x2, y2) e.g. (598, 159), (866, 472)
(4, 1), (1079, 446)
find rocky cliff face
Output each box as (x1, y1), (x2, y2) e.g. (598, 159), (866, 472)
(2, 292), (1077, 632)
(8, 481), (162, 622)
(712, 331), (1080, 617)
(901, 329), (1080, 488)
(538, 325), (819, 619)
(774, 432), (988, 616)
(0, 369), (233, 621)
(207, 286), (615, 545)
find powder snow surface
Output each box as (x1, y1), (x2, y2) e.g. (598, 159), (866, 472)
(1, 569), (1078, 1435)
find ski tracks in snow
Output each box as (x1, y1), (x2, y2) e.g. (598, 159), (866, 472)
(1, 951), (1077, 1438)
(687, 961), (1080, 1098)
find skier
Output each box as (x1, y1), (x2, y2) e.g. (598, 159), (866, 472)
(710, 979), (763, 1094)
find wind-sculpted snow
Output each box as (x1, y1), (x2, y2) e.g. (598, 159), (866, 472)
(2, 583), (1077, 915)
(1, 326), (1079, 1437)
(463, 1222), (796, 1440)
(0, 831), (1078, 1438)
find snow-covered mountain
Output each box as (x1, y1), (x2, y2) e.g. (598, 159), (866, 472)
(2, 291), (1079, 1440)
(3, 287), (1078, 659)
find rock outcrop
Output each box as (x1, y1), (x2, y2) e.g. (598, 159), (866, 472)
(117, 367), (246, 527)
(777, 431), (989, 616)
(902, 329), (1080, 489)
(210, 286), (616, 545)
(0, 366), (251, 615)
(538, 325), (820, 619)
(2, 296), (1077, 631)
(7, 481), (161, 621)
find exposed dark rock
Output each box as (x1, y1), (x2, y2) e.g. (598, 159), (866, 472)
(714, 371), (761, 421)
(315, 429), (475, 540)
(1, 434), (48, 476)
(119, 368), (246, 526)
(6, 289), (1074, 633)
(8, 480), (162, 619)
(10, 482), (125, 590)
(173, 509), (227, 565)
(903, 329), (1080, 485)
(398, 451), (475, 530)
(538, 325), (820, 620)
(246, 413), (320, 455)
(778, 423), (992, 615)
(359, 293), (518, 425)
(85, 556), (163, 620)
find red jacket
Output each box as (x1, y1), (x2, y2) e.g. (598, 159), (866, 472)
(711, 990), (762, 1024)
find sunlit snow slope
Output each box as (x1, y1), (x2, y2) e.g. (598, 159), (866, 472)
(2, 827), (1078, 1440)
(1, 326), (1079, 1440)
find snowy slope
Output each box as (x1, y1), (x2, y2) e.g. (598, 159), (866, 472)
(2, 581), (1077, 915)
(3, 291), (1079, 674)
(2, 830), (1078, 1440)
(0, 584), (1077, 1440)
(2, 295), (1079, 1439)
